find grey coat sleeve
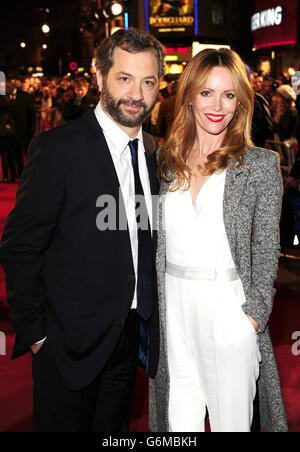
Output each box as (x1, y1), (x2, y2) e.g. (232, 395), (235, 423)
(241, 152), (283, 333)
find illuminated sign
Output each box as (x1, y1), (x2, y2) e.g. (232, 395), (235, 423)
(165, 47), (189, 54)
(252, 0), (298, 50)
(164, 55), (179, 62)
(148, 0), (195, 37)
(251, 6), (282, 31)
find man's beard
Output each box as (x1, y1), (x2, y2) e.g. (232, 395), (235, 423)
(101, 79), (156, 128)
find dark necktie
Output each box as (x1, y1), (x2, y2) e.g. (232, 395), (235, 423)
(128, 139), (155, 322)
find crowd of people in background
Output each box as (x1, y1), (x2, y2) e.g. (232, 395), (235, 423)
(0, 62), (299, 247)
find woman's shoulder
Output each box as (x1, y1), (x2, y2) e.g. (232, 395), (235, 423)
(244, 146), (281, 187)
(245, 145), (279, 168)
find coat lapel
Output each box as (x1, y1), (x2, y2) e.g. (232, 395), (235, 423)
(223, 164), (250, 260)
(142, 135), (160, 253)
(142, 132), (160, 198)
(82, 109), (121, 199)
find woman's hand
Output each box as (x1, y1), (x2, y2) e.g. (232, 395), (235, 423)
(247, 315), (259, 332)
(30, 340), (45, 355)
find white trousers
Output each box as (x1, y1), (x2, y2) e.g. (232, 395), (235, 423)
(166, 272), (261, 433)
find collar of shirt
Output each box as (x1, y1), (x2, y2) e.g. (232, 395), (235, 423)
(94, 102), (144, 159)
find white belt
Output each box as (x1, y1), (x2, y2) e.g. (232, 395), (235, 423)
(166, 261), (239, 282)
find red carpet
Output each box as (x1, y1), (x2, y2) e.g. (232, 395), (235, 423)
(0, 181), (299, 432)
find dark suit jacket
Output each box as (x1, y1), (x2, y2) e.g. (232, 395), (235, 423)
(0, 109), (160, 390)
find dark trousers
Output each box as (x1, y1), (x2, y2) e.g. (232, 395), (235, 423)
(32, 310), (140, 432)
(14, 138), (24, 177)
(0, 141), (16, 181)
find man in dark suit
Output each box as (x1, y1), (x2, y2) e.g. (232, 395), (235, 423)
(6, 79), (36, 175)
(0, 29), (165, 432)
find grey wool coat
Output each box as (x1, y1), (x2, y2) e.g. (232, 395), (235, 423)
(149, 146), (289, 432)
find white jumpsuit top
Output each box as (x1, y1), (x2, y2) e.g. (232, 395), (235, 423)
(164, 169), (261, 432)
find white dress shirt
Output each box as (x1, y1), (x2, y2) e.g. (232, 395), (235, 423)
(94, 102), (153, 309)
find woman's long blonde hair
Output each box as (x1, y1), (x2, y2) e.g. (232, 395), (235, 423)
(158, 48), (254, 190)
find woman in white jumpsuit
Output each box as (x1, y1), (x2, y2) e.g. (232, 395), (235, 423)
(165, 170), (260, 432)
(149, 48), (287, 432)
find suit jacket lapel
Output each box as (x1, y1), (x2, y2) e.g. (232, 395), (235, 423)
(82, 110), (121, 200)
(82, 110), (132, 250)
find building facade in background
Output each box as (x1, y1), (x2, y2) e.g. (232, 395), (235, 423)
(139, 0), (254, 75)
(251, 0), (300, 77)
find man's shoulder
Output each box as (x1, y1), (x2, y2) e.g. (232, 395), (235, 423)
(29, 110), (102, 159)
(45, 109), (99, 143)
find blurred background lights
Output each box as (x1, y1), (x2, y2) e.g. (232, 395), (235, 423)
(111, 26), (122, 35)
(42, 24), (50, 34)
(288, 67), (296, 76)
(111, 2), (123, 16)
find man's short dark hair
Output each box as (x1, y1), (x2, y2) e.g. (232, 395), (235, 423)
(95, 28), (166, 79)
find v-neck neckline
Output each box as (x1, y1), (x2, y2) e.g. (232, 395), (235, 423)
(189, 173), (215, 206)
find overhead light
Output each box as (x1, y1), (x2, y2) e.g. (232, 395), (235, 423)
(103, 1), (124, 18)
(42, 24), (50, 34)
(111, 2), (123, 16)
(42, 44), (48, 50)
(20, 42), (26, 48)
